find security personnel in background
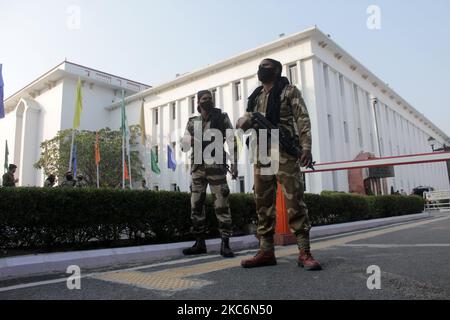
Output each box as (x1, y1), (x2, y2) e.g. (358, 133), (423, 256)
(141, 179), (149, 190)
(180, 90), (238, 258)
(2, 164), (18, 187)
(75, 174), (88, 188)
(60, 171), (76, 188)
(44, 174), (56, 187)
(238, 58), (321, 270)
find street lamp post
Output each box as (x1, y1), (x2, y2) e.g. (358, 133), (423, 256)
(428, 137), (450, 186)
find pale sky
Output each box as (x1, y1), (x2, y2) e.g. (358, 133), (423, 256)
(1, 0), (449, 138)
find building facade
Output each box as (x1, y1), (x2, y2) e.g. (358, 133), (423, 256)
(1, 27), (449, 193)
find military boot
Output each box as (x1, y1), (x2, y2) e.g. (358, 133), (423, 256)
(220, 237), (234, 258)
(182, 238), (207, 255)
(241, 250), (277, 268)
(298, 249), (322, 271)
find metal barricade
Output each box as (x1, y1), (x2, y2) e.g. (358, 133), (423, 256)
(424, 190), (450, 211)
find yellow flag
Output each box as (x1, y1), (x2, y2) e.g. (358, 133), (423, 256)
(73, 77), (83, 129)
(139, 100), (146, 145)
(236, 134), (243, 160)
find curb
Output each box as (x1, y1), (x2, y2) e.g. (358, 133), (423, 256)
(0, 212), (431, 280)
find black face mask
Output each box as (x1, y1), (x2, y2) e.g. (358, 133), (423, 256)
(198, 101), (214, 112)
(258, 67), (277, 83)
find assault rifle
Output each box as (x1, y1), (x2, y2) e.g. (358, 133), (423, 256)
(250, 112), (316, 171)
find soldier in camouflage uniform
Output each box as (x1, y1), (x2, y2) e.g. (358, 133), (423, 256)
(2, 164), (18, 187)
(180, 90), (238, 258)
(238, 58), (321, 270)
(75, 174), (88, 188)
(59, 171), (76, 188)
(44, 174), (56, 187)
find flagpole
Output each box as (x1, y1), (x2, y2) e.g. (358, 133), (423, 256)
(127, 146), (132, 189)
(69, 130), (75, 171)
(96, 164), (100, 188)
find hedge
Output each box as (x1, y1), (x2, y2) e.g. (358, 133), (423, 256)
(0, 188), (424, 251)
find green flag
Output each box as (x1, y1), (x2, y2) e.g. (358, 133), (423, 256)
(4, 140), (8, 172)
(73, 77), (83, 129)
(120, 90), (130, 157)
(151, 148), (160, 174)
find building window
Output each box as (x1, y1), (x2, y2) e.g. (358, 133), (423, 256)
(339, 74), (345, 98)
(323, 64), (329, 89)
(343, 121), (349, 143)
(234, 81), (241, 101)
(238, 176), (245, 193)
(190, 96), (195, 114)
(358, 128), (363, 149)
(385, 105), (389, 124)
(171, 142), (176, 161)
(327, 114), (334, 140)
(353, 84), (359, 106)
(154, 109), (159, 125)
(211, 89), (217, 105)
(370, 133), (375, 152)
(288, 64), (298, 84)
(172, 102), (176, 120)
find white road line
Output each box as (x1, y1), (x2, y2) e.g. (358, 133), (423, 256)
(340, 244), (450, 248)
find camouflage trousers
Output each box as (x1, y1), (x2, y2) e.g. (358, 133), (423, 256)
(190, 164), (233, 238)
(254, 155), (311, 251)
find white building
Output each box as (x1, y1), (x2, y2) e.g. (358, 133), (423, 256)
(1, 27), (449, 194)
(0, 61), (150, 186)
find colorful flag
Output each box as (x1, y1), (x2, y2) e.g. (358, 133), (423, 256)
(151, 148), (161, 174)
(0, 64), (4, 119)
(72, 142), (77, 177)
(95, 132), (101, 165)
(139, 100), (146, 145)
(4, 140), (8, 172)
(124, 159), (129, 180)
(73, 77), (83, 129)
(236, 134), (243, 160)
(167, 145), (176, 171)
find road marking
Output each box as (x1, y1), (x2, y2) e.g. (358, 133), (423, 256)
(340, 244), (450, 248)
(92, 216), (449, 292)
(0, 216), (447, 293)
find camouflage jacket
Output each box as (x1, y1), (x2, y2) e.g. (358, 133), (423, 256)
(44, 180), (55, 188)
(245, 84), (312, 153)
(2, 172), (16, 187)
(181, 108), (238, 170)
(75, 180), (88, 188)
(60, 180), (76, 188)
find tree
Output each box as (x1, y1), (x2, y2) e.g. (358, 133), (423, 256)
(34, 127), (144, 188)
